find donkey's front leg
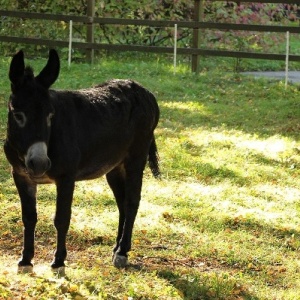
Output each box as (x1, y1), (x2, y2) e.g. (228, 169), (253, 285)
(13, 172), (37, 273)
(51, 177), (75, 270)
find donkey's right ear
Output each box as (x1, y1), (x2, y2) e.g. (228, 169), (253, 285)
(9, 50), (25, 85)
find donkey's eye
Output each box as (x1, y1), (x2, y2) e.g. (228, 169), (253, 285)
(13, 112), (26, 127)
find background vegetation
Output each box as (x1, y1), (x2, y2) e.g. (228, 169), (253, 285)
(1, 0), (299, 60)
(0, 51), (300, 299)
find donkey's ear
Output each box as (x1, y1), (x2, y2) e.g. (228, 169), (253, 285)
(9, 50), (25, 85)
(35, 49), (60, 88)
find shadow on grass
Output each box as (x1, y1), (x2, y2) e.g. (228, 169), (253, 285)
(195, 162), (245, 185)
(223, 215), (300, 250)
(156, 269), (260, 300)
(160, 91), (300, 141)
(125, 253), (261, 299)
(168, 137), (294, 186)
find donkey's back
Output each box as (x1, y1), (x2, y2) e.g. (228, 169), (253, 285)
(48, 78), (160, 182)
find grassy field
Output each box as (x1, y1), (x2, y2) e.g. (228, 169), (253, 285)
(1, 53), (300, 299)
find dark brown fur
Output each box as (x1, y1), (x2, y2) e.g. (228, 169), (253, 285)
(4, 49), (160, 270)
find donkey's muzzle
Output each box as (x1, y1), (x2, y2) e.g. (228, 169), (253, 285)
(25, 142), (51, 177)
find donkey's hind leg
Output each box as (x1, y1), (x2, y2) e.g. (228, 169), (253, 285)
(106, 157), (146, 268)
(106, 165), (127, 267)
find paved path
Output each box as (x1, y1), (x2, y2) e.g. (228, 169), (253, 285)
(243, 71), (300, 83)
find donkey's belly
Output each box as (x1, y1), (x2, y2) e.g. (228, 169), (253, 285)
(75, 161), (119, 181)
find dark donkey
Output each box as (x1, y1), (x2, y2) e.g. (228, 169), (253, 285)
(4, 49), (160, 272)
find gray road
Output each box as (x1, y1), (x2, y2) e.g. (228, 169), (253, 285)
(243, 71), (300, 83)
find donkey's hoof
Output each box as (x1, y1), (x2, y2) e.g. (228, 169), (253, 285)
(18, 265), (33, 274)
(51, 266), (66, 277)
(113, 253), (128, 268)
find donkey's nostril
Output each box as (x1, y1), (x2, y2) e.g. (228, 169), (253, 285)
(27, 158), (35, 171)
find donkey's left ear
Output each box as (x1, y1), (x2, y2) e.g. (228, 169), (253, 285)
(35, 49), (60, 88)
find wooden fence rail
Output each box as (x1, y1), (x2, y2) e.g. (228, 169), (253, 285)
(1, 0), (300, 71)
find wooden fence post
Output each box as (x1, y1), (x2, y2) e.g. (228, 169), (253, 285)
(86, 0), (95, 63)
(192, 0), (203, 73)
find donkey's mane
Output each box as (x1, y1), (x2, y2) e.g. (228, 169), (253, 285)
(24, 66), (34, 79)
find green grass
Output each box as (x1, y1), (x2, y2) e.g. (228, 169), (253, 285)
(1, 53), (300, 299)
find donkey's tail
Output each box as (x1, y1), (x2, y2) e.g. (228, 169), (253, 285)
(148, 137), (160, 178)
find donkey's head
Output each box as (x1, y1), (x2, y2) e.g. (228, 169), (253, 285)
(8, 49), (60, 177)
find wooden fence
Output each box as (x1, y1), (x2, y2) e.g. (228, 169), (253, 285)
(1, 0), (300, 72)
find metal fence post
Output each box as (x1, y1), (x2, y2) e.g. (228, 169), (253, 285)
(192, 0), (203, 73)
(86, 0), (95, 63)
